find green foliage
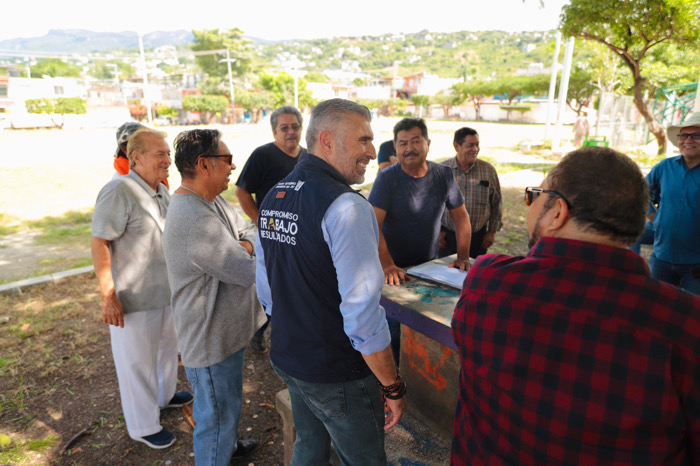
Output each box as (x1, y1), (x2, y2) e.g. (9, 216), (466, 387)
(190, 28), (253, 80)
(25, 98), (54, 115)
(196, 76), (230, 96)
(236, 88), (275, 112)
(452, 80), (497, 120)
(491, 74), (550, 105)
(561, 0), (700, 154)
(257, 72), (315, 108)
(24, 97), (86, 128)
(156, 105), (178, 120)
(31, 58), (81, 77)
(182, 94), (229, 123)
(182, 94), (229, 113)
(561, 0), (700, 61)
(54, 97), (86, 115)
(566, 68), (597, 114)
(304, 71), (331, 83)
(411, 94), (430, 116)
(411, 94), (430, 106)
(92, 60), (135, 79)
(0, 436), (59, 464)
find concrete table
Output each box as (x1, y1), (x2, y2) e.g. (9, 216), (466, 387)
(380, 255), (463, 440)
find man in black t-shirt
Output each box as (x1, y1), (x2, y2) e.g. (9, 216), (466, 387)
(235, 106), (305, 222)
(235, 106), (304, 352)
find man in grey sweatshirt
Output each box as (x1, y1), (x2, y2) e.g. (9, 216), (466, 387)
(163, 129), (265, 465)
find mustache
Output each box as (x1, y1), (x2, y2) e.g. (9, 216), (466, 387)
(405, 151), (420, 157)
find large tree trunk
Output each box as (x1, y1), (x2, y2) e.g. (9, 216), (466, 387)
(632, 73), (667, 155)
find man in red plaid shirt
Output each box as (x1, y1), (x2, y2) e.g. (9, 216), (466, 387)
(451, 147), (700, 464)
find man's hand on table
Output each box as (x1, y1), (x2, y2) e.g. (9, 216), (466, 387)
(383, 265), (409, 286)
(449, 258), (471, 273)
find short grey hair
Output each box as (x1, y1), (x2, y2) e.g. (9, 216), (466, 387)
(305, 99), (372, 153)
(270, 106), (303, 131)
(127, 128), (167, 169)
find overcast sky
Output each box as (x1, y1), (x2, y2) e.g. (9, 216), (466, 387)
(2, 0), (569, 42)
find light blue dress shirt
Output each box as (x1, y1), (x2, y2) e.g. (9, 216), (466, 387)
(256, 192), (391, 355)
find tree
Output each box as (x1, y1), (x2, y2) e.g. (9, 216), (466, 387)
(25, 97), (86, 128)
(490, 75), (549, 120)
(451, 80), (496, 121)
(92, 60), (136, 80)
(561, 0), (700, 154)
(411, 94), (430, 117)
(566, 68), (597, 115)
(304, 71), (331, 83)
(190, 28), (253, 81)
(236, 88), (275, 123)
(182, 94), (229, 124)
(31, 59), (81, 78)
(433, 91), (461, 118)
(156, 105), (178, 123)
(258, 72), (315, 109)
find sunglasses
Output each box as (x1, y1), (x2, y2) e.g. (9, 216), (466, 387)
(201, 154), (233, 165)
(524, 187), (572, 208)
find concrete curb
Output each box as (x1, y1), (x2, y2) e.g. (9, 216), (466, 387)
(0, 266), (94, 296)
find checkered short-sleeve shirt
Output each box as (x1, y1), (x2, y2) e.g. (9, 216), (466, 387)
(451, 237), (700, 465)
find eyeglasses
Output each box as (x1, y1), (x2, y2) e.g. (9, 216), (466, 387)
(677, 132), (700, 141)
(277, 124), (301, 133)
(524, 187), (572, 208)
(201, 154), (233, 165)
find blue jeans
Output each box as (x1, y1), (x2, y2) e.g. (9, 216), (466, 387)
(650, 253), (700, 296)
(272, 362), (386, 466)
(185, 348), (245, 466)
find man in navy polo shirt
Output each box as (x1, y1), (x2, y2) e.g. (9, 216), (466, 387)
(256, 98), (406, 465)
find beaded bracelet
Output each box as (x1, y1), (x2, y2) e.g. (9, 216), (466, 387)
(384, 380), (407, 400)
(379, 373), (402, 394)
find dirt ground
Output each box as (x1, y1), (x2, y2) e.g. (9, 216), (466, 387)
(0, 272), (286, 465)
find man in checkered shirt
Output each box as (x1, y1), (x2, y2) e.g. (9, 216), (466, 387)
(451, 146), (700, 464)
(440, 127), (502, 258)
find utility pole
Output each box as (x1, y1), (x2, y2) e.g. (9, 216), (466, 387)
(544, 32), (561, 141)
(219, 50), (237, 124)
(138, 33), (153, 125)
(552, 37), (575, 153)
(106, 63), (124, 105)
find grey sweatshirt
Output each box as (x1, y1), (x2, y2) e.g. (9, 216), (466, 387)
(163, 192), (265, 368)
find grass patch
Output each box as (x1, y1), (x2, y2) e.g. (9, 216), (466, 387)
(33, 257), (93, 276)
(628, 148), (666, 169)
(488, 186), (530, 257)
(0, 435), (59, 464)
(0, 209), (94, 249)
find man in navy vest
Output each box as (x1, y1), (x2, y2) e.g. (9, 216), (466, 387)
(256, 98), (406, 465)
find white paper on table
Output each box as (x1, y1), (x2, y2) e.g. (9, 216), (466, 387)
(405, 261), (467, 289)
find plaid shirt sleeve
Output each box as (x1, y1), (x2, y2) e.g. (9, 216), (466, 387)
(451, 237), (700, 465)
(442, 158), (502, 233)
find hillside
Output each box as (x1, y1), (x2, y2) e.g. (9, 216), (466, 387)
(0, 28), (570, 79)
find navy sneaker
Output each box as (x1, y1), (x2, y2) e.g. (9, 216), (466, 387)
(163, 391), (193, 409)
(135, 428), (176, 449)
(233, 438), (258, 458)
